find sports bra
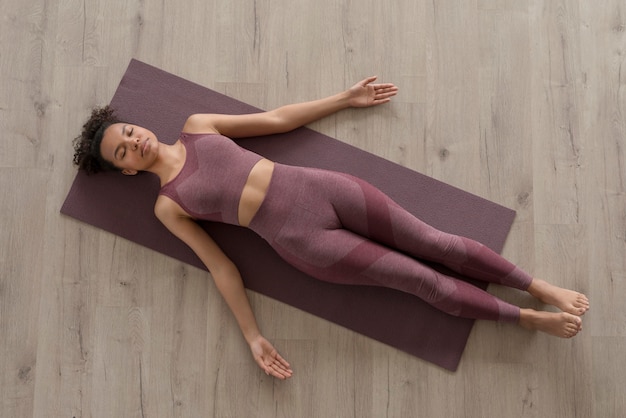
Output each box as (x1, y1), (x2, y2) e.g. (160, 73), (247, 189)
(159, 132), (264, 225)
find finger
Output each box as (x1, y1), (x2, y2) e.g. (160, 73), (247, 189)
(261, 352), (291, 370)
(263, 365), (290, 380)
(374, 93), (398, 103)
(375, 89), (398, 98)
(374, 92), (398, 102)
(371, 84), (397, 93)
(269, 362), (293, 379)
(268, 357), (292, 375)
(360, 76), (378, 86)
(256, 358), (272, 376)
(270, 369), (290, 379)
(274, 352), (291, 368)
(373, 83), (397, 90)
(272, 362), (293, 375)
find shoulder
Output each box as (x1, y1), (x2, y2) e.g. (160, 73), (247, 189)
(182, 114), (220, 134)
(154, 195), (188, 224)
(154, 195), (237, 273)
(154, 196), (204, 251)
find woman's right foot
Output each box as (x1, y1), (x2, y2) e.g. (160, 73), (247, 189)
(519, 309), (582, 338)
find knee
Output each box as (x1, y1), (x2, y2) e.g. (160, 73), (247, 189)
(430, 232), (468, 264)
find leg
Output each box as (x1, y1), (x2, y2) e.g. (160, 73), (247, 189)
(269, 214), (522, 323)
(250, 165), (587, 336)
(326, 172), (533, 289)
(272, 220), (584, 336)
(328, 173), (589, 317)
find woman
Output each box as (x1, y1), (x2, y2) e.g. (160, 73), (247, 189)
(73, 77), (589, 379)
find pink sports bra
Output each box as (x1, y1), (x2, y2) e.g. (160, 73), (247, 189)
(159, 132), (264, 225)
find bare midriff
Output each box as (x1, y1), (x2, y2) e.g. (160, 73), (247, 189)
(237, 158), (275, 227)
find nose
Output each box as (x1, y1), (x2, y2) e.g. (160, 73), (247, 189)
(125, 135), (140, 149)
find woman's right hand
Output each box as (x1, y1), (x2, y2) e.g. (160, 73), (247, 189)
(249, 334), (293, 380)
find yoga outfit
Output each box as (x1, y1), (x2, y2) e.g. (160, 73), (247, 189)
(160, 133), (533, 323)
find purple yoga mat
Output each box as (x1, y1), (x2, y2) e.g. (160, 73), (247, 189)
(61, 59), (516, 371)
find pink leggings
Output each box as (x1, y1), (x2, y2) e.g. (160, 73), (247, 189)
(249, 164), (533, 323)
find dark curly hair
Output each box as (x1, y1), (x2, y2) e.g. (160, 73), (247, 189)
(73, 106), (121, 174)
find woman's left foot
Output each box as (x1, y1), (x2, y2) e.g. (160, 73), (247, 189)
(527, 278), (590, 316)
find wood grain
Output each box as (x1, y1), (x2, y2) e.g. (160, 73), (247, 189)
(1, 0), (623, 416)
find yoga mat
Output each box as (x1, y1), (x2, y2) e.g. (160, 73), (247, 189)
(62, 59), (516, 371)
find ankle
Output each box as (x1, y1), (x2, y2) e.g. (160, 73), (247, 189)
(518, 308), (537, 329)
(527, 278), (547, 298)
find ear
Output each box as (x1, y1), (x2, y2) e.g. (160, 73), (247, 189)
(122, 169), (138, 176)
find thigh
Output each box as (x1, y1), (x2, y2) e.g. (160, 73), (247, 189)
(321, 171), (466, 264)
(269, 200), (368, 282)
(268, 202), (444, 292)
(263, 166), (529, 292)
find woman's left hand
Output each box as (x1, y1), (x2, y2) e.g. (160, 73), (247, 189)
(347, 76), (398, 108)
(249, 334), (293, 379)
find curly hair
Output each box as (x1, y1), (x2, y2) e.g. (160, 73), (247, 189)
(73, 105), (121, 174)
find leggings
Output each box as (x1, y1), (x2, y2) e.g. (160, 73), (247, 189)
(248, 163), (533, 323)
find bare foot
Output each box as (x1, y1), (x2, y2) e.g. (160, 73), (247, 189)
(519, 309), (582, 338)
(527, 278), (590, 316)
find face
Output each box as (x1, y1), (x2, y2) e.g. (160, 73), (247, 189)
(100, 123), (159, 175)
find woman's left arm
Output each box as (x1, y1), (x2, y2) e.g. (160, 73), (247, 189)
(183, 76), (398, 138)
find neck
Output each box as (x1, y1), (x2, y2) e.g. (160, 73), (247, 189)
(145, 141), (184, 183)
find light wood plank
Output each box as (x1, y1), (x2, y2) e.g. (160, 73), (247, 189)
(529, 0), (586, 225)
(0, 169), (46, 418)
(1, 0), (623, 416)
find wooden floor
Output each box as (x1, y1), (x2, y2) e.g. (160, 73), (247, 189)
(2, 0), (624, 416)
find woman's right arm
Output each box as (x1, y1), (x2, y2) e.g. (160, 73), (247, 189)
(154, 196), (292, 379)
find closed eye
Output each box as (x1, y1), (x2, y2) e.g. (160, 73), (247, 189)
(118, 127), (133, 159)
(115, 146), (126, 160)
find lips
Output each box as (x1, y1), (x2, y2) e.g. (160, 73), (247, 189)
(141, 138), (149, 157)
